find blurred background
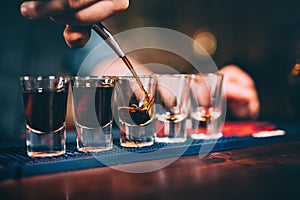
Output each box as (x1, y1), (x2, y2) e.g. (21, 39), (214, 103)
(1, 0), (300, 137)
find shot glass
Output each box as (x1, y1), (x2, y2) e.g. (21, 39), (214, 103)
(189, 72), (225, 139)
(112, 76), (156, 148)
(20, 76), (69, 157)
(154, 74), (191, 143)
(72, 76), (117, 152)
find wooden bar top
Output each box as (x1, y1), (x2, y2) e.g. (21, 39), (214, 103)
(1, 139), (299, 200)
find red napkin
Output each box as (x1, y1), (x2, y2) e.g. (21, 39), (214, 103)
(222, 121), (277, 137)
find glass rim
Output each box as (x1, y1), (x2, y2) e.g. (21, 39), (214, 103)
(116, 75), (154, 79)
(71, 76), (118, 86)
(190, 72), (224, 79)
(154, 72), (223, 77)
(72, 75), (118, 80)
(20, 75), (70, 81)
(153, 74), (192, 78)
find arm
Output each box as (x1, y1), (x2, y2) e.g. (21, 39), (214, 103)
(220, 65), (260, 119)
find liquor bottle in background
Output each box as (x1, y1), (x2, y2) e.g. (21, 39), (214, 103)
(288, 53), (300, 121)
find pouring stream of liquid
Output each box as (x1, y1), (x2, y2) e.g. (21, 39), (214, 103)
(92, 23), (153, 108)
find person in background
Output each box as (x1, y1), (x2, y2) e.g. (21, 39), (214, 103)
(20, 0), (260, 120)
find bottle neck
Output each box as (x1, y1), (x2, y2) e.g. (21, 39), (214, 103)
(291, 63), (300, 77)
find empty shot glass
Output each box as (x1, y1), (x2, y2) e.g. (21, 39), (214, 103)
(154, 74), (192, 143)
(189, 72), (225, 139)
(72, 76), (117, 152)
(112, 76), (156, 148)
(20, 76), (69, 157)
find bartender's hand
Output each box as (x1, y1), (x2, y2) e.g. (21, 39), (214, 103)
(220, 65), (260, 119)
(20, 0), (129, 48)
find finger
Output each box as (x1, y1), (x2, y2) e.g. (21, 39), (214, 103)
(227, 87), (260, 119)
(63, 25), (91, 48)
(221, 65), (255, 87)
(224, 83), (256, 101)
(51, 0), (129, 26)
(20, 0), (98, 19)
(229, 99), (260, 119)
(249, 99), (260, 119)
(228, 101), (250, 118)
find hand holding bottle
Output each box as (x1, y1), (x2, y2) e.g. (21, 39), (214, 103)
(20, 0), (129, 48)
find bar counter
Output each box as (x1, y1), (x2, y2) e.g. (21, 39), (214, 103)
(0, 122), (300, 200)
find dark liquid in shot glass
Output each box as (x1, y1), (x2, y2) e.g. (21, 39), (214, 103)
(73, 86), (114, 128)
(118, 106), (151, 125)
(121, 56), (154, 113)
(22, 90), (68, 132)
(118, 106), (154, 147)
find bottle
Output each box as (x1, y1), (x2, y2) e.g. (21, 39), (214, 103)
(288, 58), (300, 121)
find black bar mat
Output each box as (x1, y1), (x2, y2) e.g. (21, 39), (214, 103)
(0, 122), (298, 181)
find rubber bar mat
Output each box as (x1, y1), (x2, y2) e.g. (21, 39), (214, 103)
(0, 122), (298, 181)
